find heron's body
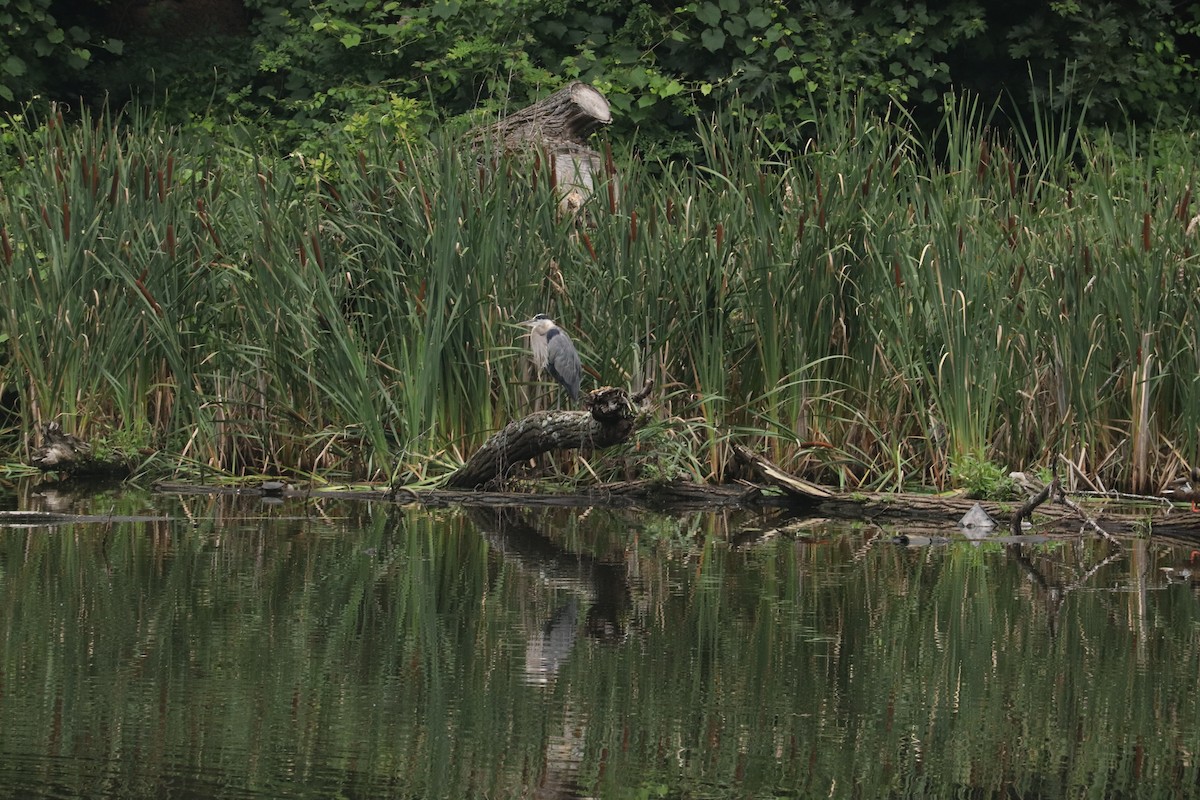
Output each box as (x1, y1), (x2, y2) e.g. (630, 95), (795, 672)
(520, 314), (582, 402)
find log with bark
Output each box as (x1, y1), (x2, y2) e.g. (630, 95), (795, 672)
(445, 382), (650, 490)
(471, 81), (613, 215)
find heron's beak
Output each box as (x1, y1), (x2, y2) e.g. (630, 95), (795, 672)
(517, 318), (537, 327)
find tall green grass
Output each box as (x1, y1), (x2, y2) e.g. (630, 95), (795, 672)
(0, 96), (1196, 489)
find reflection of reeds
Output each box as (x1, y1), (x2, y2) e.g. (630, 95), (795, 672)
(1, 97), (1198, 489)
(1, 500), (1198, 796)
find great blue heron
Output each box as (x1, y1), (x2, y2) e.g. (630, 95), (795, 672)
(519, 314), (582, 402)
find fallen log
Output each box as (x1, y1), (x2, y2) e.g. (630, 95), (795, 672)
(444, 383), (650, 490)
(148, 477), (1200, 541)
(732, 443), (834, 501)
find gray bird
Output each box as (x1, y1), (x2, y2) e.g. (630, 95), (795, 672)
(519, 313), (582, 402)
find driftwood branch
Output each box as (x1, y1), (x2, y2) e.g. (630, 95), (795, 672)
(731, 444), (833, 502)
(1009, 471), (1119, 545)
(1056, 485), (1120, 545)
(445, 384), (649, 490)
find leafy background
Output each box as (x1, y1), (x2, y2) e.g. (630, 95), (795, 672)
(3, 0), (1199, 154)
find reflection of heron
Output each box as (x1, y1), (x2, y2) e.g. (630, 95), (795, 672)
(519, 314), (582, 402)
(523, 598), (579, 686)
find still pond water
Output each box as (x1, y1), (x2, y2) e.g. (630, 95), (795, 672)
(1, 483), (1199, 799)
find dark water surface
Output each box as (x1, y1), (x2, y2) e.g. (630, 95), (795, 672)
(1, 484), (1198, 799)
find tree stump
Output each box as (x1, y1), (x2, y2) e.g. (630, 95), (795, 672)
(446, 383), (649, 490)
(471, 81), (613, 214)
(28, 421), (134, 477)
(29, 422), (93, 472)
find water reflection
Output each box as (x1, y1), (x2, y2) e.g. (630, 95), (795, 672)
(0, 488), (1199, 798)
(524, 598), (579, 686)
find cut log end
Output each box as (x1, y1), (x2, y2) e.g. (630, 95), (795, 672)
(569, 82), (612, 126)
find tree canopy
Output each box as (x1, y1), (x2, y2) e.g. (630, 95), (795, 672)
(2, 1), (1199, 150)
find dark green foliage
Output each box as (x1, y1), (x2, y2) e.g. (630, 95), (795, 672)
(2, 1), (1198, 152)
(0, 0), (122, 105)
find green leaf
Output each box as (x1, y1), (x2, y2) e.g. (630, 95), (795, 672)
(718, 0), (738, 12)
(747, 7), (770, 27)
(432, 0), (460, 19)
(340, 32), (362, 48)
(658, 79), (684, 98)
(3, 55), (26, 77)
(701, 28), (726, 51)
(695, 2), (721, 27)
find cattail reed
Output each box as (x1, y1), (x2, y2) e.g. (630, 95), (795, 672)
(0, 93), (1196, 487)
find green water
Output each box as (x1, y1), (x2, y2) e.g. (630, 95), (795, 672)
(0, 486), (1198, 799)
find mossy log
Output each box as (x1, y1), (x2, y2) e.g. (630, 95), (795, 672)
(446, 383), (649, 490)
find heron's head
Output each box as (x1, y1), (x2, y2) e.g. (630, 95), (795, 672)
(518, 314), (557, 337)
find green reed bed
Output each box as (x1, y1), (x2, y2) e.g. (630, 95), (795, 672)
(0, 97), (1197, 489)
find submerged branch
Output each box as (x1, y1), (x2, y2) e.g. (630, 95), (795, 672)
(1055, 485), (1120, 545)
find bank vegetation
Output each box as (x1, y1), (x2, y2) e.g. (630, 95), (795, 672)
(1, 93), (1197, 494)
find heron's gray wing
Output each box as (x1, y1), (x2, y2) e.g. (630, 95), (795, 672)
(546, 332), (582, 401)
